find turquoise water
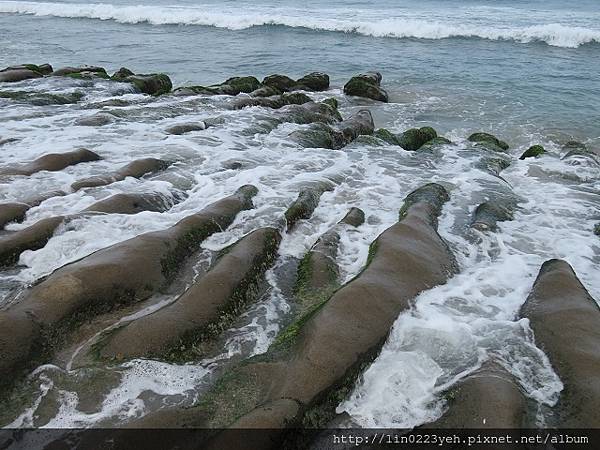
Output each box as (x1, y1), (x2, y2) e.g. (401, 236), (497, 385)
(1, 0), (599, 139)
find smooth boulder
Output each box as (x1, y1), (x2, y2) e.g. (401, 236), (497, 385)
(71, 158), (170, 191)
(0, 148), (101, 176)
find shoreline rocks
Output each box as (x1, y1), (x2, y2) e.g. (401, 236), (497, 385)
(468, 132), (510, 153)
(343, 72), (388, 102)
(0, 186), (258, 394)
(71, 158), (170, 191)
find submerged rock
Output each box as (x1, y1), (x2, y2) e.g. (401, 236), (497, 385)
(0, 90), (84, 106)
(165, 122), (207, 135)
(562, 141), (599, 164)
(93, 226), (281, 362)
(0, 148), (101, 176)
(290, 109), (374, 149)
(231, 92), (312, 110)
(0, 193), (175, 268)
(468, 132), (510, 152)
(71, 157), (170, 191)
(0, 186), (258, 393)
(470, 200), (517, 232)
(397, 126), (438, 151)
(520, 259), (600, 427)
(284, 181), (335, 231)
(75, 113), (115, 126)
(295, 207), (365, 309)
(519, 144), (545, 160)
(249, 85), (281, 97)
(52, 65), (109, 79)
(343, 71), (388, 102)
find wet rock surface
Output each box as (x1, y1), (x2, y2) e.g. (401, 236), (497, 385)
(0, 148), (101, 176)
(520, 259), (600, 427)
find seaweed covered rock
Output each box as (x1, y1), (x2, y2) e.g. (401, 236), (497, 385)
(126, 73), (172, 95)
(0, 186), (258, 393)
(290, 109), (374, 149)
(249, 85), (281, 97)
(520, 259), (600, 427)
(71, 157), (170, 191)
(397, 126), (438, 151)
(0, 63), (52, 82)
(0, 90), (84, 106)
(343, 71), (388, 102)
(295, 72), (329, 91)
(231, 92), (313, 110)
(110, 67), (135, 81)
(92, 227), (281, 362)
(468, 132), (510, 153)
(373, 128), (401, 145)
(284, 181), (335, 231)
(52, 65), (109, 79)
(262, 74), (296, 92)
(295, 207), (365, 308)
(0, 148), (101, 176)
(519, 144), (545, 160)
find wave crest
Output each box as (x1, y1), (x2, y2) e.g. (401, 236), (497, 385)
(1, 1), (599, 48)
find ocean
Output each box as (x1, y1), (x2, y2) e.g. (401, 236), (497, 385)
(0, 0), (599, 435)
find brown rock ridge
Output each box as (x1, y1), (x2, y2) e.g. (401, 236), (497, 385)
(0, 192), (175, 268)
(520, 259), (600, 427)
(71, 157), (170, 191)
(0, 148), (101, 177)
(426, 362), (526, 429)
(0, 185), (257, 394)
(93, 226), (282, 363)
(128, 183), (457, 449)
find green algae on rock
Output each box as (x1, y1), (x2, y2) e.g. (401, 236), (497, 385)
(343, 71), (388, 102)
(519, 144), (545, 160)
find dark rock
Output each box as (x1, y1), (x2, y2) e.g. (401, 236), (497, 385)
(0, 137), (19, 147)
(284, 181), (335, 231)
(262, 74), (296, 92)
(321, 97), (338, 109)
(71, 157), (170, 191)
(294, 72), (329, 91)
(520, 259), (600, 427)
(373, 128), (401, 145)
(0, 90), (84, 106)
(222, 76), (261, 94)
(231, 92), (312, 110)
(562, 142), (599, 164)
(0, 148), (101, 176)
(343, 71), (388, 102)
(397, 126), (438, 151)
(468, 132), (510, 152)
(92, 226), (281, 362)
(595, 223), (600, 236)
(126, 73), (172, 96)
(110, 67), (135, 81)
(0, 186), (258, 393)
(519, 145), (545, 160)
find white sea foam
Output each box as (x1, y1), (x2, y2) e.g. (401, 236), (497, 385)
(0, 1), (599, 48)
